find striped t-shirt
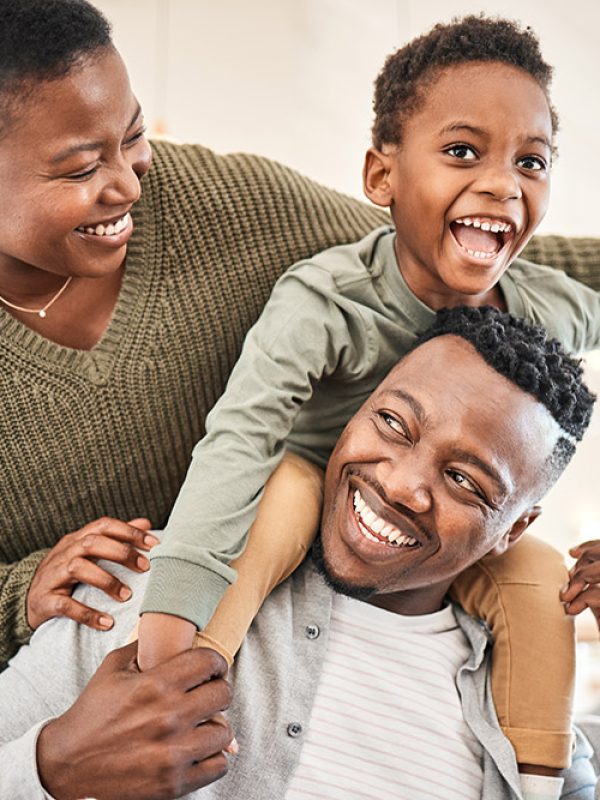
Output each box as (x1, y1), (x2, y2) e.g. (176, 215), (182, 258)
(285, 594), (483, 799)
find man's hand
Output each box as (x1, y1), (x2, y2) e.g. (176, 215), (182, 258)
(27, 517), (159, 631)
(37, 642), (235, 800)
(561, 539), (600, 626)
(137, 612), (198, 671)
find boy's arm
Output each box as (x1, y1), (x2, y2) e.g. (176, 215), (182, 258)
(138, 266), (373, 666)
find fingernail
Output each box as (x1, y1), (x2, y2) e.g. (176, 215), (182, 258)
(99, 615), (113, 629)
(144, 534), (159, 547)
(120, 586), (132, 601)
(137, 555), (150, 570)
(561, 582), (570, 594)
(225, 737), (239, 755)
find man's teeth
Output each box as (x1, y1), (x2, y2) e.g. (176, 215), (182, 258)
(353, 490), (419, 548)
(454, 216), (512, 233)
(77, 213), (130, 237)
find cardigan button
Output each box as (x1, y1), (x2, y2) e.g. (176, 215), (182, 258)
(305, 624), (320, 640)
(287, 722), (303, 738)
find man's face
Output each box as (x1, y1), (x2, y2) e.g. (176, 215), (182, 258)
(318, 335), (560, 614)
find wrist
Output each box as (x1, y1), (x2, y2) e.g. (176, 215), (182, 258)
(37, 717), (76, 800)
(137, 612), (197, 670)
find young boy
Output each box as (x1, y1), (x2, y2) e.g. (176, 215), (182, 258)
(137, 15), (600, 795)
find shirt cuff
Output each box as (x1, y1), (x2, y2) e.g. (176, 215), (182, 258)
(0, 718), (56, 800)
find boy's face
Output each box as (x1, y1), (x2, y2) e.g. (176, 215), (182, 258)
(364, 62), (553, 309)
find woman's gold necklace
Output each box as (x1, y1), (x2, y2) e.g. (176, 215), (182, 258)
(0, 276), (72, 318)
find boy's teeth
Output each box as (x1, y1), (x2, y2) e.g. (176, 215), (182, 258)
(454, 216), (512, 233)
(352, 489), (419, 548)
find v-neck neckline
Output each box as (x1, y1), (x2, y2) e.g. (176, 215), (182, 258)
(0, 190), (151, 385)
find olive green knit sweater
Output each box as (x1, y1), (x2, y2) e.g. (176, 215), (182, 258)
(0, 140), (598, 666)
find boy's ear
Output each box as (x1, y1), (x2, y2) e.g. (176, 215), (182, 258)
(363, 147), (394, 207)
(489, 506), (542, 557)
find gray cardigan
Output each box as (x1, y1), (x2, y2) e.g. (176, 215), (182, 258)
(0, 559), (595, 799)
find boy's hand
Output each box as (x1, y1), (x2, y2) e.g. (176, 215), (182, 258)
(561, 540), (600, 626)
(137, 611), (198, 671)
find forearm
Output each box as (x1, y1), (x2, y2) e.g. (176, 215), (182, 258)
(0, 549), (49, 666)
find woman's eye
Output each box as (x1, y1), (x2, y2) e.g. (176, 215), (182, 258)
(517, 155), (547, 172)
(126, 125), (147, 146)
(66, 166), (98, 181)
(446, 144), (477, 161)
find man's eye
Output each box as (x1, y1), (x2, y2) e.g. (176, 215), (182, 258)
(446, 144), (477, 161)
(517, 155), (547, 172)
(380, 412), (409, 438)
(447, 469), (480, 495)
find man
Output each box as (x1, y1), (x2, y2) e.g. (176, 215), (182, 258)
(0, 306), (596, 799)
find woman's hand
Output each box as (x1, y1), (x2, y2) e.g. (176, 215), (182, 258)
(561, 539), (600, 626)
(27, 517), (159, 631)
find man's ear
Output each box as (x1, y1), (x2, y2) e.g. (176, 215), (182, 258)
(489, 506), (543, 556)
(363, 147), (394, 207)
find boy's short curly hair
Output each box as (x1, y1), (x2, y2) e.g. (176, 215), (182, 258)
(372, 15), (558, 149)
(0, 0), (112, 133)
(411, 305), (596, 491)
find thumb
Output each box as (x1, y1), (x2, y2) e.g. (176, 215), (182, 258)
(99, 640), (141, 675)
(127, 518), (153, 531)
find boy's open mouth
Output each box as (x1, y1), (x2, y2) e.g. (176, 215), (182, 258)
(449, 216), (514, 260)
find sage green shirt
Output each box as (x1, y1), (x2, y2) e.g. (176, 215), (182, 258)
(143, 226), (600, 627)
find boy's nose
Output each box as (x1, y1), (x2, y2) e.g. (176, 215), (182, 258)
(475, 164), (522, 202)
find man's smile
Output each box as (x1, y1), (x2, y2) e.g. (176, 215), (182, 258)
(353, 489), (420, 547)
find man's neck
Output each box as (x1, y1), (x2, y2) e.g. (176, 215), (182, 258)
(366, 581), (451, 616)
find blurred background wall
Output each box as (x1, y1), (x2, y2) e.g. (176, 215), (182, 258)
(96, 0), (599, 645)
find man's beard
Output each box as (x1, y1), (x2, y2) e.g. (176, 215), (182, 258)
(311, 533), (377, 602)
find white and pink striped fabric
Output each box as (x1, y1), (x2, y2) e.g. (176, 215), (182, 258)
(285, 594), (483, 799)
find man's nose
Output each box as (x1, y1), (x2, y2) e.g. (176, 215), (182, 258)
(376, 461), (433, 515)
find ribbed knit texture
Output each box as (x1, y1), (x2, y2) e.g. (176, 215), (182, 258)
(0, 139), (598, 666)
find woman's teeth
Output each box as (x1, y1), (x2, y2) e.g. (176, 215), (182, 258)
(353, 489), (419, 548)
(77, 213), (130, 237)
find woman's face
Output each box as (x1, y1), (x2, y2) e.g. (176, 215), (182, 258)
(0, 46), (152, 281)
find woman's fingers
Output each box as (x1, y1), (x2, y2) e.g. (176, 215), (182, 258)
(47, 592), (115, 631)
(62, 557), (134, 602)
(75, 517), (159, 551)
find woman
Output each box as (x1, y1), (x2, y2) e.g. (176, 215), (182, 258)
(0, 0), (387, 667)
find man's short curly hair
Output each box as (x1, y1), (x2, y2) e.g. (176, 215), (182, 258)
(0, 0), (112, 134)
(411, 305), (596, 491)
(372, 15), (558, 150)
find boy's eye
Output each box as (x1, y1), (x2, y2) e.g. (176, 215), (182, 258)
(446, 144), (477, 161)
(517, 155), (547, 172)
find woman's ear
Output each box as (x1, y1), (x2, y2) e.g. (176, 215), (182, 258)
(490, 506), (543, 557)
(363, 147), (394, 207)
